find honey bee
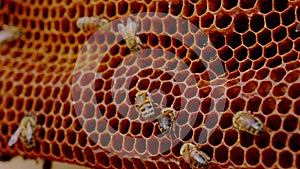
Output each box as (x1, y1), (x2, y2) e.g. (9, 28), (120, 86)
(76, 16), (110, 33)
(117, 18), (143, 53)
(8, 114), (36, 149)
(180, 143), (210, 168)
(232, 111), (264, 135)
(0, 25), (22, 45)
(157, 108), (177, 134)
(135, 90), (155, 121)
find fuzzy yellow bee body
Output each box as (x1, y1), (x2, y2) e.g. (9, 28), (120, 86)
(157, 108), (176, 134)
(118, 18), (143, 53)
(0, 25), (22, 45)
(8, 114), (36, 149)
(233, 111), (264, 135)
(180, 143), (210, 168)
(76, 16), (110, 33)
(135, 90), (155, 121)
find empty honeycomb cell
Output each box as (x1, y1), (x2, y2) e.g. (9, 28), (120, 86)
(119, 119), (130, 134)
(270, 67), (286, 82)
(209, 31), (225, 49)
(135, 138), (146, 154)
(258, 81), (272, 97)
(242, 81), (258, 93)
(61, 143), (73, 159)
(195, 0), (206, 15)
(224, 129), (238, 146)
(106, 104), (116, 119)
(279, 150), (293, 168)
(215, 13), (232, 29)
(142, 122), (153, 138)
(272, 83), (287, 96)
(246, 147), (260, 166)
(283, 50), (298, 63)
(133, 158), (146, 169)
(242, 31), (256, 47)
(262, 148), (277, 167)
(99, 133), (111, 147)
(108, 118), (119, 134)
(257, 29), (272, 45)
(215, 98), (229, 112)
(130, 121), (141, 136)
(288, 134), (300, 152)
(254, 68), (270, 80)
(242, 70), (255, 82)
(278, 39), (293, 55)
(264, 44), (277, 59)
(219, 113), (233, 129)
(159, 138), (171, 155)
(74, 118), (83, 131)
(110, 155), (122, 169)
(294, 99), (300, 115)
(240, 132), (254, 148)
(272, 26), (287, 42)
(112, 133), (123, 152)
(54, 115), (62, 129)
(230, 146), (244, 165)
(246, 96), (262, 112)
(283, 114), (298, 132)
(204, 112), (218, 129)
(254, 132), (270, 148)
(226, 58), (239, 72)
(182, 1), (194, 17)
(189, 112), (203, 128)
(51, 142), (61, 157)
(288, 83), (300, 99)
(210, 86), (225, 99)
(250, 14), (264, 32)
(78, 131), (87, 147)
(266, 12), (281, 29)
(215, 145), (228, 163)
(200, 98), (214, 114)
(226, 32), (241, 49)
(230, 97), (246, 113)
(66, 130), (76, 145)
(147, 138), (159, 155)
(233, 13), (249, 33)
(281, 7), (295, 26)
(285, 60), (300, 71)
(226, 86), (240, 99)
(123, 135), (134, 152)
(46, 115), (54, 128)
(272, 131), (288, 150)
(194, 127), (208, 144)
(96, 151), (110, 167)
(208, 128), (223, 146)
(180, 125), (193, 141)
(261, 97), (276, 115)
(208, 0), (221, 12)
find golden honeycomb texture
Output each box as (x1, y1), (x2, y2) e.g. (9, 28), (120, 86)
(0, 0), (300, 169)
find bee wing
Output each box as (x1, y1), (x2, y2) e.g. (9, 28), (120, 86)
(117, 23), (127, 38)
(126, 18), (137, 36)
(26, 122), (33, 141)
(8, 126), (22, 146)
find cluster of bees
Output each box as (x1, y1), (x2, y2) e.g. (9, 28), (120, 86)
(4, 14), (294, 168)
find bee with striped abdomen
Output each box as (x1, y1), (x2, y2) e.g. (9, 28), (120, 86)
(135, 90), (155, 121)
(8, 114), (36, 149)
(76, 16), (110, 33)
(232, 111), (264, 135)
(118, 18), (143, 53)
(157, 108), (177, 134)
(180, 143), (210, 168)
(0, 25), (22, 45)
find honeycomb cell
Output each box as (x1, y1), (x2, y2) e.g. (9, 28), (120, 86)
(262, 148), (277, 167)
(230, 146), (244, 165)
(272, 83), (287, 96)
(242, 31), (256, 47)
(194, 127), (208, 144)
(283, 115), (298, 132)
(272, 131), (287, 150)
(246, 147), (259, 166)
(288, 134), (300, 152)
(240, 132), (254, 148)
(215, 145), (228, 163)
(215, 13), (232, 29)
(250, 14), (264, 32)
(288, 83), (300, 99)
(224, 129), (238, 146)
(258, 81), (272, 97)
(279, 150), (293, 168)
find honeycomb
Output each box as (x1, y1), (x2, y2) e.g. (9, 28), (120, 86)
(0, 0), (300, 169)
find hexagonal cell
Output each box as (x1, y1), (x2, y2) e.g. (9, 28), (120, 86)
(279, 150), (293, 168)
(262, 148), (277, 167)
(250, 14), (264, 32)
(215, 145), (228, 163)
(215, 12), (232, 29)
(230, 146), (244, 165)
(245, 147), (260, 166)
(224, 129), (238, 146)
